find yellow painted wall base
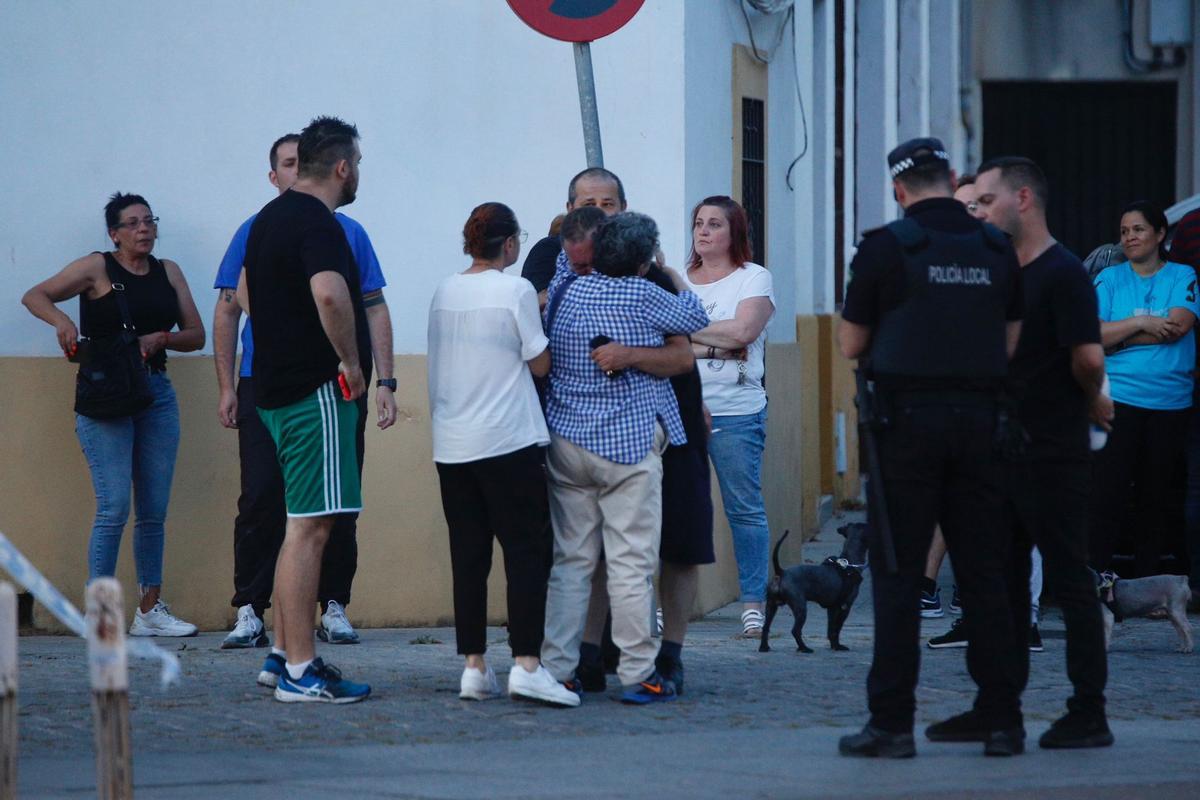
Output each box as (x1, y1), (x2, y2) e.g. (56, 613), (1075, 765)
(1, 350), (808, 633)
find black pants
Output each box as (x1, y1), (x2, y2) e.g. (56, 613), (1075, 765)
(435, 445), (552, 657)
(1005, 450), (1107, 719)
(867, 397), (1022, 733)
(1089, 402), (1190, 577)
(1183, 399), (1200, 591)
(230, 377), (366, 613)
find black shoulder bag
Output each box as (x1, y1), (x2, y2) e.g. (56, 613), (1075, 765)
(73, 259), (154, 419)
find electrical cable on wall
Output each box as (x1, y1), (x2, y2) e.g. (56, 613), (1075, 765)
(737, 0), (808, 191)
(784, 6), (809, 191)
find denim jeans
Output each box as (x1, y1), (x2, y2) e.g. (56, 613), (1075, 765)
(707, 407), (770, 602)
(75, 371), (180, 587)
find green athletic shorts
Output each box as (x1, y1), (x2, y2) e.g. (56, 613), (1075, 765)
(257, 380), (362, 517)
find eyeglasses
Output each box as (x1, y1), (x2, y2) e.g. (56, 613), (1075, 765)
(114, 216), (159, 230)
(514, 229), (528, 244)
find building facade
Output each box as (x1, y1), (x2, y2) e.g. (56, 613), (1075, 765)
(4, 1), (1194, 630)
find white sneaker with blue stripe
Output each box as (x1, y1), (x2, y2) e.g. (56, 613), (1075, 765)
(273, 658), (370, 704)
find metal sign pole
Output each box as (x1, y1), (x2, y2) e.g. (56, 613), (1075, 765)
(573, 42), (604, 168)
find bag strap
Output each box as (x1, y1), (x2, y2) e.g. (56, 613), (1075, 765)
(102, 254), (138, 333)
(544, 271), (579, 334)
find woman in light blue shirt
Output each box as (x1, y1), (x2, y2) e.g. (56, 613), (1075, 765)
(1091, 200), (1199, 577)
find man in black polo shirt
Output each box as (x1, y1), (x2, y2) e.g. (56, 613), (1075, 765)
(243, 116), (371, 704)
(838, 138), (1025, 758)
(967, 156), (1114, 748)
(522, 167), (627, 299)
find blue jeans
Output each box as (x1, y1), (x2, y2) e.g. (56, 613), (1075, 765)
(707, 407), (770, 602)
(75, 372), (180, 587)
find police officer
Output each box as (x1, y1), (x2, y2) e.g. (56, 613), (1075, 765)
(837, 138), (1026, 758)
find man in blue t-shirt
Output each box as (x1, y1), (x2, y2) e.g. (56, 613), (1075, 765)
(212, 133), (396, 657)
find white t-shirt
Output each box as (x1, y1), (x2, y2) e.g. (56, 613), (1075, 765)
(683, 263), (775, 416)
(427, 270), (550, 463)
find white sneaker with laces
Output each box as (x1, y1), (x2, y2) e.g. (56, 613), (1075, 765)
(129, 600), (198, 637)
(507, 664), (581, 707)
(221, 604), (267, 649)
(459, 665), (501, 700)
(318, 600), (360, 644)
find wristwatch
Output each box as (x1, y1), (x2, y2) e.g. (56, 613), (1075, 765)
(376, 378), (397, 391)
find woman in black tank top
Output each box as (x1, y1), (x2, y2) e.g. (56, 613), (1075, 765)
(22, 192), (206, 637)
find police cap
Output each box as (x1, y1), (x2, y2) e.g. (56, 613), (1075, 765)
(887, 137), (950, 179)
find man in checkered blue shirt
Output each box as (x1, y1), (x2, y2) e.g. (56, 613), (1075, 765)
(540, 212), (709, 705)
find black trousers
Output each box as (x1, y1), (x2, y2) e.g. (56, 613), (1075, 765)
(435, 445), (552, 657)
(867, 397), (1022, 733)
(1005, 450), (1107, 719)
(230, 377), (366, 612)
(1089, 402), (1190, 577)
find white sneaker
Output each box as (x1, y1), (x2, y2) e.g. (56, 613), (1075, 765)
(507, 664), (581, 708)
(221, 604), (267, 649)
(459, 665), (501, 701)
(317, 600), (360, 644)
(129, 600), (198, 637)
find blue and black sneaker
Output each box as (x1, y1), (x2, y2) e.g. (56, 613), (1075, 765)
(273, 658), (370, 704)
(257, 653), (285, 688)
(561, 677), (584, 698)
(620, 670), (677, 705)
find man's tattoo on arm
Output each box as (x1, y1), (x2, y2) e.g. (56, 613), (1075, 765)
(363, 292), (386, 308)
(222, 289), (235, 303)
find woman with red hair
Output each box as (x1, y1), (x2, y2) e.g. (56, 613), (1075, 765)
(682, 195), (776, 638)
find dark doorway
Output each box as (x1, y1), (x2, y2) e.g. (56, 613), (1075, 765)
(981, 81), (1177, 259)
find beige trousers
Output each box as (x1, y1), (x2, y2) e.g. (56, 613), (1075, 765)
(540, 428), (666, 687)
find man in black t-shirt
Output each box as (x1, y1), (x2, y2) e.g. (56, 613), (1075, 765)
(241, 116), (371, 705)
(522, 167), (627, 299)
(973, 157), (1114, 748)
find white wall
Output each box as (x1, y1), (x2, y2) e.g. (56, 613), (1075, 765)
(683, 0), (805, 339)
(0, 0), (688, 356)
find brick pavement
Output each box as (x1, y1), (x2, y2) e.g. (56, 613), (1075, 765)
(10, 512), (1200, 797)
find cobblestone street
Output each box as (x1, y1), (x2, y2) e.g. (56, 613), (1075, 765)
(12, 513), (1200, 798)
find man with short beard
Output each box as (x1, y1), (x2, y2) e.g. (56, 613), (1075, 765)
(240, 116), (372, 704)
(213, 133), (395, 660)
(963, 156), (1114, 748)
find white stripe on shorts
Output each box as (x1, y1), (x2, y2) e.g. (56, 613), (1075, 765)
(317, 382), (340, 511)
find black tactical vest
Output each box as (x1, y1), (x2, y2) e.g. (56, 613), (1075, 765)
(869, 218), (1012, 380)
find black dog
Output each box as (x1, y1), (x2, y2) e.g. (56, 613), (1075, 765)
(759, 524), (869, 653)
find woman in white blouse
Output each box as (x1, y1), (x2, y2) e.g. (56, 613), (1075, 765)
(427, 202), (578, 708)
(682, 196), (776, 638)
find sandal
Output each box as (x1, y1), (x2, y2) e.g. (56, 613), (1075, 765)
(740, 608), (765, 638)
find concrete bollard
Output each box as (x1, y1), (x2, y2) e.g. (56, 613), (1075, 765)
(1, 582), (17, 800)
(85, 579), (132, 800)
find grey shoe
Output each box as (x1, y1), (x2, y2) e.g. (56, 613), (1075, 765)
(221, 604), (267, 649)
(317, 600), (360, 644)
(129, 600), (197, 638)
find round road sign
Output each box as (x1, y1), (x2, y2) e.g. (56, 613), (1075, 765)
(507, 0), (646, 43)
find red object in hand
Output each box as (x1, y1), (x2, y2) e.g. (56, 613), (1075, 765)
(338, 373), (352, 400)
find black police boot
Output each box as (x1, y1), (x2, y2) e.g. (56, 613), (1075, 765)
(984, 727), (1026, 757)
(925, 709), (991, 742)
(838, 725), (916, 758)
(1038, 712), (1114, 749)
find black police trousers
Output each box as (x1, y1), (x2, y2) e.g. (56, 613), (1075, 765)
(867, 394), (1023, 734)
(230, 377), (365, 614)
(1005, 448), (1107, 718)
